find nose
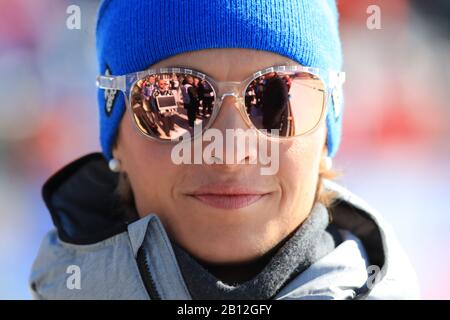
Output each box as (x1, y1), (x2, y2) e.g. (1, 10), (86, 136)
(204, 95), (257, 166)
(213, 94), (249, 134)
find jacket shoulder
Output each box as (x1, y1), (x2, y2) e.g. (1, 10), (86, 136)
(324, 180), (420, 299)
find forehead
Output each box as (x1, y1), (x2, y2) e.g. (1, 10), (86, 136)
(150, 48), (299, 82)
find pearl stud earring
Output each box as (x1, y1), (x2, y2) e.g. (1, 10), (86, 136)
(108, 158), (121, 172)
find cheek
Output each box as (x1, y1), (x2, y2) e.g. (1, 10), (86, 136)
(277, 125), (326, 208)
(117, 114), (181, 216)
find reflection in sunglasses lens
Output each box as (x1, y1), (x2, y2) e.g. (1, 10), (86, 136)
(244, 72), (325, 136)
(130, 73), (216, 140)
(130, 70), (325, 141)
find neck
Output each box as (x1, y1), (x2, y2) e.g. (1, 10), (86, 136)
(199, 232), (294, 285)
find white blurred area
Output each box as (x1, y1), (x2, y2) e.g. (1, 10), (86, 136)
(0, 0), (449, 299)
(0, 0), (100, 299)
(335, 0), (450, 299)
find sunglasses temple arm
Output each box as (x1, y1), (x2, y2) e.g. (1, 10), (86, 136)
(96, 75), (127, 91)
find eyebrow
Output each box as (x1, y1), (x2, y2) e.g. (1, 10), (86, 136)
(166, 62), (299, 82)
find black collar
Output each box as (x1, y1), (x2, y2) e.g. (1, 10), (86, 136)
(42, 153), (133, 244)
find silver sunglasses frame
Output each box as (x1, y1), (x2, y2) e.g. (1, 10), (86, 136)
(96, 65), (345, 142)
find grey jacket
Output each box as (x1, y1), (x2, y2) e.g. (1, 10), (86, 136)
(29, 153), (419, 299)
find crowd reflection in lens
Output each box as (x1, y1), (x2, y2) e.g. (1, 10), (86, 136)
(131, 73), (215, 140)
(245, 71), (324, 137)
(245, 72), (292, 136)
(131, 71), (322, 140)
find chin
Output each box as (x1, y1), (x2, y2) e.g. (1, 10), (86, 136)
(167, 203), (281, 263)
(178, 227), (272, 264)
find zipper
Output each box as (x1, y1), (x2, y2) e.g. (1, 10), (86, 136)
(137, 246), (162, 300)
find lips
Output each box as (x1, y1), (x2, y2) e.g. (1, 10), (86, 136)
(188, 185), (270, 210)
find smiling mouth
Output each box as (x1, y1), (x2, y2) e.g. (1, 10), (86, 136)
(188, 186), (271, 210)
(191, 194), (266, 210)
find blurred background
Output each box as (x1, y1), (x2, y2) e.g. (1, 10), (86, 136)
(0, 0), (448, 299)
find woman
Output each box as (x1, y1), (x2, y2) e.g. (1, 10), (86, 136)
(29, 0), (419, 299)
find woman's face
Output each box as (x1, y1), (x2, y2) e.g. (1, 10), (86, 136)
(114, 48), (327, 264)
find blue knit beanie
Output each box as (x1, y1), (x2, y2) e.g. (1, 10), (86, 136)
(96, 0), (344, 160)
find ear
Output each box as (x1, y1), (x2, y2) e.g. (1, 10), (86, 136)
(111, 131), (123, 169)
(319, 128), (330, 173)
(322, 124), (329, 158)
(111, 116), (124, 160)
(112, 147), (119, 161)
(322, 143), (328, 158)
